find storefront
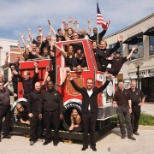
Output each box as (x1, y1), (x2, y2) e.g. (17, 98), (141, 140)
(141, 69), (154, 102)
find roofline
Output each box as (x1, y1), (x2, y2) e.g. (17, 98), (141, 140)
(104, 13), (154, 39)
(0, 38), (18, 42)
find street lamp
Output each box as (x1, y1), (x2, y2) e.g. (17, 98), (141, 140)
(134, 62), (143, 90)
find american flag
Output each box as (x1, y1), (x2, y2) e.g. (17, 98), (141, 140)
(97, 2), (110, 29)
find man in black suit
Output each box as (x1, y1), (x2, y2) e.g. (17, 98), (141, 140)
(70, 76), (111, 151)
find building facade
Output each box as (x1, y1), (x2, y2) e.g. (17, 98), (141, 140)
(104, 13), (154, 102)
(0, 38), (23, 80)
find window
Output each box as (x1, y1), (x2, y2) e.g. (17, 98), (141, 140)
(143, 27), (154, 55)
(123, 33), (143, 60)
(3, 68), (9, 80)
(149, 36), (154, 55)
(128, 42), (143, 60)
(109, 42), (123, 55)
(62, 42), (88, 71)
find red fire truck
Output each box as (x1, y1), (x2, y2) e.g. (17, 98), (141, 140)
(11, 39), (117, 140)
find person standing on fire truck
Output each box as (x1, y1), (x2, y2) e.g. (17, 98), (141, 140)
(12, 62), (38, 99)
(69, 75), (112, 151)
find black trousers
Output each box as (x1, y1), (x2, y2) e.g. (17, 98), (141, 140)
(43, 110), (60, 143)
(82, 111), (97, 148)
(12, 81), (18, 101)
(117, 106), (133, 136)
(0, 105), (11, 137)
(108, 68), (119, 76)
(30, 112), (43, 141)
(131, 106), (141, 132)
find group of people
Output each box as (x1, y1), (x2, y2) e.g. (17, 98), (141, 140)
(0, 17), (145, 151)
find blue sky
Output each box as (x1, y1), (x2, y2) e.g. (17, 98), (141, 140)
(0, 0), (154, 41)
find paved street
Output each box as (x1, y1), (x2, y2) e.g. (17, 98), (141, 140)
(0, 103), (154, 154)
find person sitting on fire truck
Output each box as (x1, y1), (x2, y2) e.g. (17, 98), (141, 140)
(72, 49), (88, 71)
(107, 46), (137, 76)
(41, 47), (50, 58)
(79, 20), (91, 39)
(89, 25), (108, 44)
(97, 35), (123, 72)
(48, 20), (66, 42)
(53, 43), (75, 85)
(20, 35), (42, 60)
(92, 41), (102, 71)
(11, 62), (38, 99)
(27, 26), (43, 48)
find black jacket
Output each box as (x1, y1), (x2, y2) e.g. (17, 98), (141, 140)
(38, 89), (64, 114)
(0, 87), (14, 106)
(17, 72), (38, 94)
(89, 30), (106, 43)
(70, 80), (110, 113)
(27, 90), (42, 113)
(98, 41), (120, 66)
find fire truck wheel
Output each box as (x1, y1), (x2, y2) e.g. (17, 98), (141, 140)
(62, 104), (82, 132)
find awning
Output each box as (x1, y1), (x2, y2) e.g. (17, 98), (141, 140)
(143, 27), (154, 36)
(123, 32), (143, 44)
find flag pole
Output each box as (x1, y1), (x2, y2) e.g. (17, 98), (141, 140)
(97, 0), (99, 44)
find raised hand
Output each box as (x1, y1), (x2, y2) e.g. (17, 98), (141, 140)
(6, 52), (9, 58)
(132, 46), (138, 51)
(48, 19), (51, 25)
(38, 26), (42, 31)
(117, 35), (123, 42)
(68, 17), (72, 23)
(34, 62), (38, 68)
(74, 20), (78, 24)
(17, 41), (20, 46)
(26, 38), (30, 42)
(20, 34), (24, 38)
(27, 27), (31, 31)
(88, 20), (91, 24)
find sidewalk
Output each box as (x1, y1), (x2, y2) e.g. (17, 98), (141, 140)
(0, 102), (153, 154)
(0, 128), (154, 154)
(141, 102), (154, 116)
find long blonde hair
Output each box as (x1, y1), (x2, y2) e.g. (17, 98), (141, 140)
(67, 45), (75, 57)
(70, 109), (81, 125)
(15, 103), (24, 115)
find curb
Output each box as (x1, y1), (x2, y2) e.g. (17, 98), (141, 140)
(139, 125), (154, 130)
